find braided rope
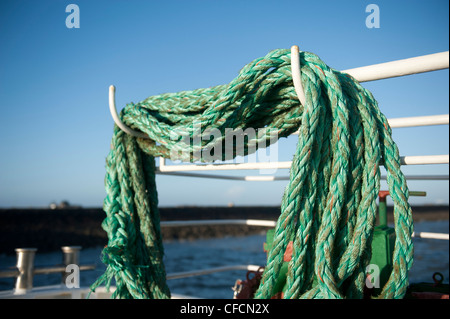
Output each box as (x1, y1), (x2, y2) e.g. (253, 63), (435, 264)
(90, 49), (413, 299)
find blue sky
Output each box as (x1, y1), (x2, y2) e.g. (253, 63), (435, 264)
(0, 0), (448, 208)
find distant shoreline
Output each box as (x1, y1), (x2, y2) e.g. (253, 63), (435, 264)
(0, 205), (448, 255)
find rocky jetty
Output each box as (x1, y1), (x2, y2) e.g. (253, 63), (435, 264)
(0, 205), (448, 255)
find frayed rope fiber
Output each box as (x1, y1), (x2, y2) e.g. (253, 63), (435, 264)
(90, 49), (413, 299)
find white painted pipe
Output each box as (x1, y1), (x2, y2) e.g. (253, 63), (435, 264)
(166, 265), (262, 280)
(291, 45), (307, 106)
(412, 232), (449, 240)
(156, 171), (247, 181)
(161, 219), (277, 228)
(155, 171), (449, 181)
(343, 51), (449, 83)
(158, 160), (292, 172)
(293, 114), (449, 135)
(157, 155), (448, 172)
(388, 114), (449, 128)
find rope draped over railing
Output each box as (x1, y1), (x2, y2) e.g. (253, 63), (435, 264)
(90, 49), (413, 299)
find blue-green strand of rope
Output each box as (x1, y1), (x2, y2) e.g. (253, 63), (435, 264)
(90, 48), (413, 299)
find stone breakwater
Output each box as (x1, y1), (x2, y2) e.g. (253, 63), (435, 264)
(0, 205), (448, 255)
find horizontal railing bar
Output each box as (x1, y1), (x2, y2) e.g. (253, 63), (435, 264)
(0, 264), (97, 279)
(33, 266), (66, 275)
(158, 112), (449, 172)
(156, 171), (449, 181)
(161, 218), (448, 241)
(167, 234), (450, 280)
(158, 160), (292, 172)
(400, 155), (449, 165)
(343, 51), (449, 83)
(161, 220), (449, 241)
(157, 171), (247, 180)
(387, 114), (449, 128)
(156, 171), (287, 181)
(167, 264), (261, 280)
(292, 114), (449, 135)
(157, 51), (449, 173)
(412, 232), (449, 240)
(161, 219), (277, 228)
(389, 174), (449, 180)
(157, 155), (448, 172)
(0, 268), (20, 278)
(33, 264), (96, 275)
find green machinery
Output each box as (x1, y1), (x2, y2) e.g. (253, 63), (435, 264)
(263, 190), (426, 298)
(369, 190), (426, 296)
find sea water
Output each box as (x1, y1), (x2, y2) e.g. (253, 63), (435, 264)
(0, 220), (448, 298)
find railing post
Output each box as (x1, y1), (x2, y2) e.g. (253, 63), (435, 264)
(14, 248), (37, 294)
(61, 246), (81, 285)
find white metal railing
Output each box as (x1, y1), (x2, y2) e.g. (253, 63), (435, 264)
(159, 218), (448, 283)
(106, 51), (450, 292)
(156, 114), (449, 173)
(387, 114), (449, 128)
(411, 232), (449, 240)
(162, 219), (277, 228)
(291, 114), (449, 134)
(157, 153), (449, 172)
(156, 113), (449, 173)
(342, 51), (449, 82)
(156, 51), (449, 175)
(157, 111), (449, 173)
(156, 114), (449, 172)
(157, 48), (450, 285)
(160, 219), (449, 241)
(0, 247), (96, 294)
(157, 171), (449, 181)
(167, 265), (261, 280)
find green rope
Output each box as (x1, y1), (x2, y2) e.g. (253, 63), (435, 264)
(90, 49), (413, 299)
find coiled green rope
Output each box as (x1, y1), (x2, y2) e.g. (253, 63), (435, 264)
(90, 49), (413, 299)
